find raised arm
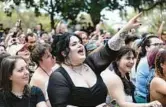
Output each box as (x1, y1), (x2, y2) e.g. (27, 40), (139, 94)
(158, 21), (165, 40)
(108, 12), (142, 51)
(85, 13), (143, 74)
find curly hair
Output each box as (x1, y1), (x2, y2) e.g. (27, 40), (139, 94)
(155, 49), (166, 78)
(51, 32), (82, 64)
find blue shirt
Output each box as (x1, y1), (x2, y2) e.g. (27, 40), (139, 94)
(135, 56), (150, 97)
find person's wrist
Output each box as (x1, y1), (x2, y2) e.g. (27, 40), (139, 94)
(144, 103), (151, 107)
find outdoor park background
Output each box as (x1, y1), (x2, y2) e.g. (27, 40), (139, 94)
(0, 0), (166, 35)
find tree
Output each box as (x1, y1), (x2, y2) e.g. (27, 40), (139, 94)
(1, 0), (166, 29)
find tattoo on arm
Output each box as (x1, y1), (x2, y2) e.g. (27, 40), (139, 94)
(108, 31), (128, 51)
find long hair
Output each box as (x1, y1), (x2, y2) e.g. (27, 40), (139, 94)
(0, 56), (30, 96)
(111, 46), (136, 96)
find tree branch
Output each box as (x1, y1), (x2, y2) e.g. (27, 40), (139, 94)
(43, 7), (51, 13)
(142, 0), (166, 11)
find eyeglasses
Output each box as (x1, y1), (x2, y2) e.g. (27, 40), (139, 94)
(150, 43), (165, 46)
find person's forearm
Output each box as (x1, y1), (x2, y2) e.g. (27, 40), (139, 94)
(108, 28), (128, 51)
(158, 23), (164, 38)
(119, 102), (149, 107)
(108, 12), (142, 51)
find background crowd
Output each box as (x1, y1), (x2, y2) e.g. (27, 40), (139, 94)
(0, 12), (166, 107)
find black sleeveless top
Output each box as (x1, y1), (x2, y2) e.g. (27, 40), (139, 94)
(0, 86), (45, 107)
(48, 44), (118, 107)
(51, 67), (107, 107)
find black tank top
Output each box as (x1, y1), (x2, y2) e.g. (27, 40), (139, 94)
(58, 67), (107, 107)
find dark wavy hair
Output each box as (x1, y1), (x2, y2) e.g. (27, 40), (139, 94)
(51, 32), (82, 64)
(111, 46), (136, 96)
(155, 49), (166, 78)
(0, 56), (30, 96)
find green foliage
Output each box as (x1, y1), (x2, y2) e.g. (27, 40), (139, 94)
(0, 10), (51, 31)
(1, 0), (166, 30)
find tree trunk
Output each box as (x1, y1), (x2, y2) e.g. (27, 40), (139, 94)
(50, 13), (54, 29)
(50, 0), (55, 29)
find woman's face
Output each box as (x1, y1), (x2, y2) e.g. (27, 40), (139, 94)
(10, 59), (29, 87)
(17, 48), (30, 61)
(67, 36), (86, 66)
(81, 33), (88, 45)
(59, 23), (68, 34)
(161, 34), (166, 41)
(118, 52), (135, 74)
(19, 34), (25, 44)
(41, 49), (56, 69)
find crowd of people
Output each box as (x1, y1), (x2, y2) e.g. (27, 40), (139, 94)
(0, 12), (165, 107)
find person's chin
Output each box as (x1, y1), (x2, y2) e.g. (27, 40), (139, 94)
(74, 57), (86, 64)
(79, 55), (86, 60)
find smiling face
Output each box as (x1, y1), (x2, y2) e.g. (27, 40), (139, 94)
(66, 36), (86, 66)
(10, 59), (29, 87)
(17, 46), (30, 61)
(118, 51), (135, 74)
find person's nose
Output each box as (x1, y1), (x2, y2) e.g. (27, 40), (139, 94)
(24, 68), (29, 75)
(78, 43), (83, 47)
(130, 59), (134, 64)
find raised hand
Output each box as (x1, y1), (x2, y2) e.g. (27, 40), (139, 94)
(123, 12), (142, 31)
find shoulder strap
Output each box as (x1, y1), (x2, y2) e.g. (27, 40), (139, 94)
(57, 67), (74, 89)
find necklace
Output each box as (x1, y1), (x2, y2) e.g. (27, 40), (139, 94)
(12, 92), (23, 99)
(40, 66), (50, 76)
(72, 64), (89, 75)
(15, 95), (23, 99)
(62, 64), (92, 87)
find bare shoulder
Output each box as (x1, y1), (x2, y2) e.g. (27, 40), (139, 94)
(30, 72), (47, 88)
(151, 77), (166, 86)
(101, 68), (122, 86)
